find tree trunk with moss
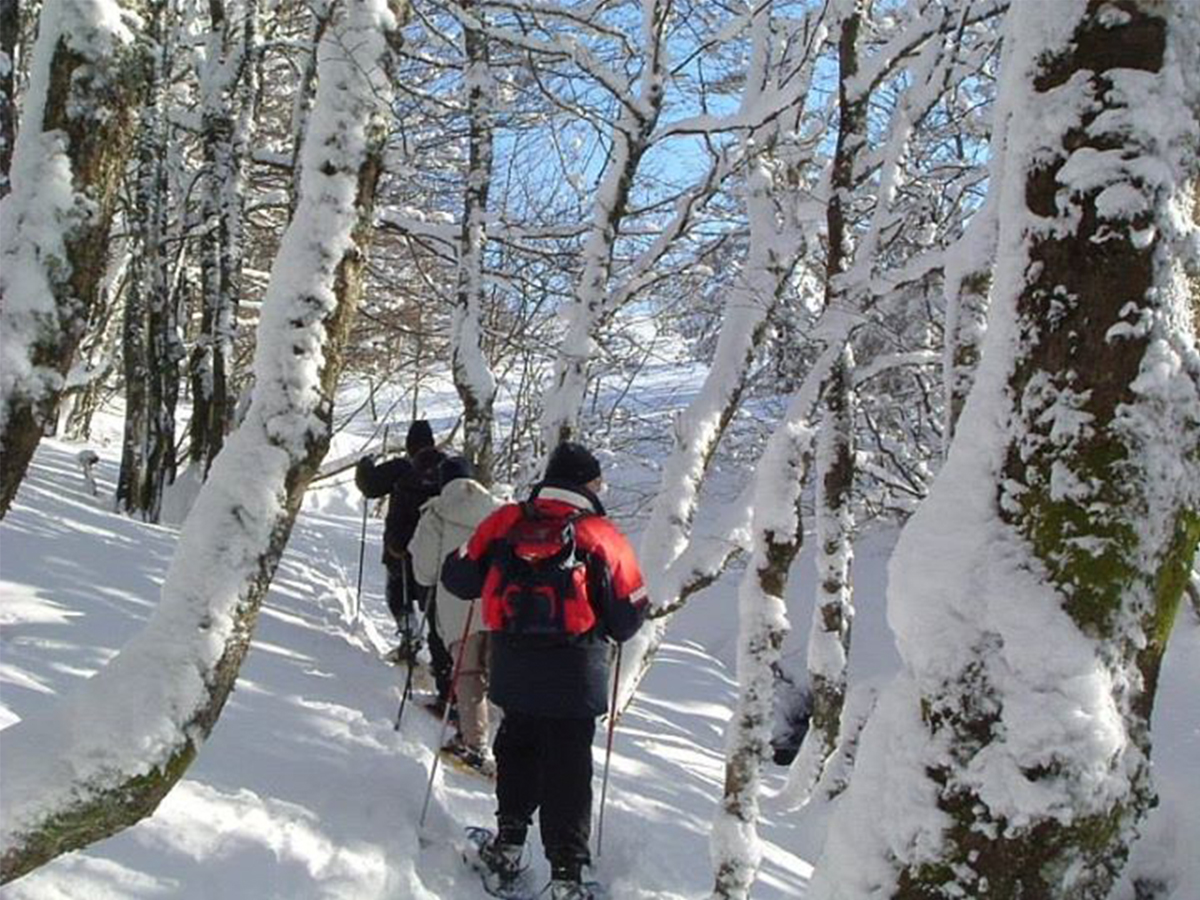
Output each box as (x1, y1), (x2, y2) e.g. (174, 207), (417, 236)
(809, 3), (1200, 898)
(0, 0), (402, 883)
(0, 0), (148, 519)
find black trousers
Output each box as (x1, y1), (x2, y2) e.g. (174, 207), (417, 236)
(386, 560), (452, 700)
(493, 710), (596, 872)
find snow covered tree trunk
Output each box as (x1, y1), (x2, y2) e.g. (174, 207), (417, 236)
(809, 3), (1200, 898)
(190, 0), (258, 476)
(0, 0), (147, 519)
(116, 255), (149, 511)
(0, 0), (16, 200)
(288, 0), (333, 217)
(451, 0), (498, 484)
(0, 0), (400, 881)
(116, 0), (178, 522)
(799, 345), (856, 793)
(711, 400), (812, 900)
(942, 85), (1009, 451)
(779, 2), (867, 804)
(538, 0), (668, 452)
(942, 263), (991, 450)
(60, 229), (129, 440)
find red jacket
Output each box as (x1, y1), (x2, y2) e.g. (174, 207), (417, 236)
(442, 481), (648, 717)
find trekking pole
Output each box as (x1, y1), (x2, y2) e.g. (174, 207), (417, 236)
(352, 425), (388, 625)
(596, 643), (623, 859)
(353, 501), (369, 625)
(394, 597), (433, 731)
(418, 601), (477, 835)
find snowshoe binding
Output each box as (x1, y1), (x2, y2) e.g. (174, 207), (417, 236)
(440, 737), (496, 780)
(462, 826), (533, 899)
(549, 880), (600, 900)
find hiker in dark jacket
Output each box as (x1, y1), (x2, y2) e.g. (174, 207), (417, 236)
(442, 442), (648, 899)
(355, 420), (453, 702)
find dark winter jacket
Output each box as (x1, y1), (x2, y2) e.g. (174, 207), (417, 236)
(441, 480), (648, 717)
(356, 447), (446, 565)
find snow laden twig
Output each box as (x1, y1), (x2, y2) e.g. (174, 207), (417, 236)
(538, 0), (670, 453)
(0, 0), (400, 882)
(619, 4), (825, 711)
(0, 0), (146, 518)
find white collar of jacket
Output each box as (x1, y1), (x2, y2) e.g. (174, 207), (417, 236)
(535, 483), (604, 515)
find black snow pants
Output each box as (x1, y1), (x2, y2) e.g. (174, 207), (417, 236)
(386, 558), (452, 700)
(493, 710), (597, 875)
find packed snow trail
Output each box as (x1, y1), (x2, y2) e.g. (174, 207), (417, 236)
(3, 419), (1194, 898)
(0, 434), (811, 899)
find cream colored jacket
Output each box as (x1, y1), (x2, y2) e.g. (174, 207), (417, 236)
(409, 478), (501, 643)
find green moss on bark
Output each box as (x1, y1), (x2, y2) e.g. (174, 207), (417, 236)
(1, 742), (197, 883)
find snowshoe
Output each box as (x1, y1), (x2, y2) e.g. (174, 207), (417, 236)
(383, 642), (421, 665)
(549, 880), (601, 900)
(462, 826), (534, 899)
(440, 738), (497, 780)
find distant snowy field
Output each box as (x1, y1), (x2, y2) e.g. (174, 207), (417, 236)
(1, 393), (1197, 898)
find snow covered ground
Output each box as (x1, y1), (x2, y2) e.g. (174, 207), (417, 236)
(1, 406), (1197, 898)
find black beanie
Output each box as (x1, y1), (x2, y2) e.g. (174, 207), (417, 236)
(406, 420), (434, 455)
(545, 442), (601, 486)
(439, 456), (474, 488)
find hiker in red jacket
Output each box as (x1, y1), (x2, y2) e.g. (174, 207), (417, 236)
(442, 442), (648, 900)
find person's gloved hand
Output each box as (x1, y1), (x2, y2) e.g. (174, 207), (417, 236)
(354, 455), (375, 492)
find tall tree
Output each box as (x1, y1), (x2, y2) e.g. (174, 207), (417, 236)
(189, 0), (259, 476)
(0, 0), (148, 518)
(0, 0), (401, 881)
(450, 0), (498, 483)
(117, 0), (181, 521)
(809, 2), (1200, 897)
(0, 0), (16, 200)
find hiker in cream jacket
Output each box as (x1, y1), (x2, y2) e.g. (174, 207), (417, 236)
(409, 456), (503, 768)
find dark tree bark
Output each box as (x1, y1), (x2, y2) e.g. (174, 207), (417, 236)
(190, 0), (258, 476)
(0, 0), (16, 200)
(116, 0), (181, 521)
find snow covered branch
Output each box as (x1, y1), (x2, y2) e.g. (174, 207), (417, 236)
(0, 0), (400, 881)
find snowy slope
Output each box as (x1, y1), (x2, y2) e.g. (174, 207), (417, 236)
(1, 416), (1196, 898)
(0, 423), (808, 899)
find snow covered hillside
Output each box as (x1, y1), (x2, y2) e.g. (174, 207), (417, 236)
(1, 415), (1197, 899)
